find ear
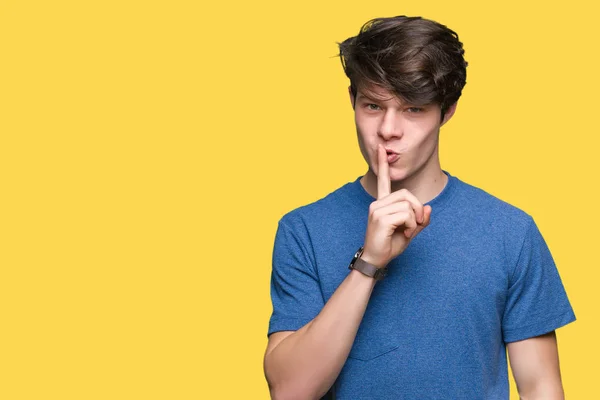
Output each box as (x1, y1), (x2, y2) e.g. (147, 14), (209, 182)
(348, 86), (355, 110)
(440, 102), (457, 127)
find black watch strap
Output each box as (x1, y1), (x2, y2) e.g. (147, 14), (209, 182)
(348, 246), (387, 281)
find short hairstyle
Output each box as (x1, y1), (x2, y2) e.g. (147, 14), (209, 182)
(338, 16), (468, 118)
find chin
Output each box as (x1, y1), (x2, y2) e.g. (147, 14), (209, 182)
(390, 172), (409, 183)
(388, 164), (411, 180)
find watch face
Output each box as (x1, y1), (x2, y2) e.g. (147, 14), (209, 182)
(351, 246), (364, 266)
(349, 246), (364, 269)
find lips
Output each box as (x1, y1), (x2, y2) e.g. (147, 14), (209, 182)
(386, 153), (400, 163)
(384, 148), (400, 164)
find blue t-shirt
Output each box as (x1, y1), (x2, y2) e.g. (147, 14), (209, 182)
(268, 171), (576, 399)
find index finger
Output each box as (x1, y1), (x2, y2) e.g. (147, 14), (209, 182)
(377, 144), (391, 200)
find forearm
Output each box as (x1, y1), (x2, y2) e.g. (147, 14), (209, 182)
(265, 269), (376, 400)
(518, 382), (564, 400)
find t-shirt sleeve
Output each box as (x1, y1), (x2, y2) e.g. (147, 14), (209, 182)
(502, 217), (576, 343)
(268, 219), (325, 337)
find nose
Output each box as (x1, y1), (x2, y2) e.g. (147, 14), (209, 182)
(378, 109), (403, 141)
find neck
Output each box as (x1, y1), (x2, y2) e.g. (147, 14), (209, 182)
(360, 162), (448, 204)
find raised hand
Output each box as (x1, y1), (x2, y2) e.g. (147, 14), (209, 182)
(361, 144), (432, 268)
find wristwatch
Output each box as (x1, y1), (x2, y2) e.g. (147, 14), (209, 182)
(348, 246), (387, 281)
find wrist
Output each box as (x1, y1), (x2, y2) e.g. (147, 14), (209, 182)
(359, 251), (387, 270)
(348, 268), (379, 284)
(348, 246), (388, 281)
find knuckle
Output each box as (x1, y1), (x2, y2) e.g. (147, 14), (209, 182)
(371, 208), (381, 219)
(369, 202), (377, 213)
(399, 204), (411, 215)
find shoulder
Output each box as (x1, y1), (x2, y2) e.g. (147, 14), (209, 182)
(272, 179), (362, 265)
(453, 176), (533, 228)
(278, 178), (362, 230)
(449, 176), (538, 261)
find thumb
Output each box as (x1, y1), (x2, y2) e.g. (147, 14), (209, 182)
(411, 205), (432, 238)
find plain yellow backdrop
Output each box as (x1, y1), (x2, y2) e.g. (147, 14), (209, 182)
(1, 0), (598, 398)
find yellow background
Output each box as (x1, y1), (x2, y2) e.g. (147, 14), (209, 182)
(1, 0), (597, 398)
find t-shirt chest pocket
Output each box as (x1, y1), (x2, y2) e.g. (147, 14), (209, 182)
(346, 295), (400, 361)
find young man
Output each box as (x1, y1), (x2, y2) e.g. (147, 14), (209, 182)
(263, 16), (575, 399)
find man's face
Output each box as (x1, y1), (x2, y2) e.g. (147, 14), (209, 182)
(350, 85), (455, 183)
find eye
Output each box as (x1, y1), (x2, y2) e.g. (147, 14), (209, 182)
(406, 107), (424, 113)
(366, 103), (381, 111)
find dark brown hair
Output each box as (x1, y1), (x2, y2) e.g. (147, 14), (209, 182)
(338, 16), (468, 119)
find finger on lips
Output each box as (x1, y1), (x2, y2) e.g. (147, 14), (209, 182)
(377, 144), (391, 200)
(375, 143), (431, 238)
